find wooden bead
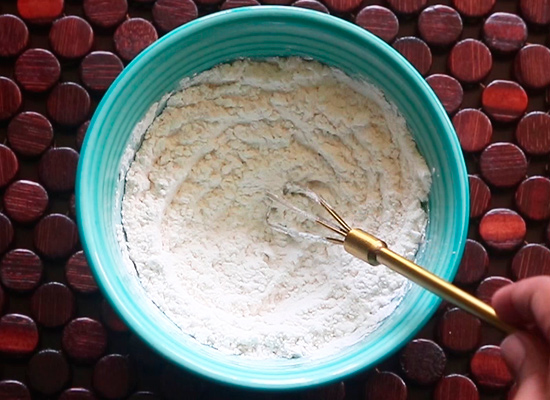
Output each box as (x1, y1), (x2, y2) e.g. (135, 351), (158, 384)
(80, 51), (124, 92)
(0, 213), (14, 255)
(364, 371), (407, 400)
(220, 0), (260, 9)
(386, 0), (426, 15)
(59, 388), (98, 400)
(14, 48), (61, 93)
(426, 74), (463, 115)
(455, 239), (488, 285)
(76, 120), (89, 151)
(33, 214), (78, 259)
(0, 15), (29, 57)
(303, 382), (345, 400)
(0, 249), (43, 291)
(479, 208), (526, 251)
(520, 0), (550, 25)
(114, 18), (158, 62)
(83, 0), (128, 29)
(355, 6), (399, 43)
(49, 16), (94, 60)
(453, 109), (492, 153)
(482, 80), (528, 123)
(470, 345), (513, 390)
(62, 318), (107, 362)
(438, 308), (481, 352)
(418, 5), (462, 47)
(400, 339), (446, 385)
(31, 282), (75, 327)
(0, 145), (19, 188)
(0, 77), (22, 120)
(452, 0), (495, 18)
(515, 112), (550, 155)
(38, 147), (79, 192)
(0, 380), (31, 400)
(515, 176), (550, 220)
(7, 112), (53, 157)
(47, 82), (91, 126)
(434, 375), (479, 400)
(0, 314), (39, 355)
(27, 349), (70, 395)
(393, 37), (432, 76)
(152, 0), (198, 32)
(512, 243), (550, 279)
(128, 392), (160, 400)
(260, 0), (293, 5)
(17, 0), (64, 24)
(65, 250), (98, 293)
(101, 299), (129, 332)
(291, 0), (329, 13)
(323, 0), (360, 13)
(480, 143), (527, 188)
(4, 180), (49, 223)
(476, 276), (513, 304)
(449, 39), (492, 84)
(483, 13), (527, 54)
(514, 44), (550, 90)
(93, 354), (134, 399)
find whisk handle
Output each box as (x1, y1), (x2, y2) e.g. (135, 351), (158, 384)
(344, 229), (515, 334)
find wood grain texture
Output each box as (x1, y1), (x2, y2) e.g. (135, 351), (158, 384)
(479, 143), (527, 188)
(83, 0), (128, 29)
(355, 6), (399, 43)
(392, 36), (432, 76)
(80, 51), (124, 92)
(364, 371), (407, 400)
(454, 239), (488, 285)
(27, 349), (70, 395)
(476, 276), (513, 304)
(291, 0), (329, 13)
(482, 13), (527, 54)
(114, 18), (158, 61)
(14, 48), (61, 93)
(481, 80), (528, 122)
(49, 16), (94, 59)
(0, 249), (43, 291)
(31, 282), (75, 327)
(0, 14), (29, 57)
(515, 111), (550, 155)
(0, 213), (14, 255)
(3, 180), (48, 223)
(38, 147), (79, 192)
(65, 250), (98, 293)
(220, 0), (261, 10)
(453, 109), (492, 152)
(418, 5), (462, 47)
(437, 308), (481, 353)
(520, 0), (550, 25)
(470, 345), (513, 390)
(469, 175), (491, 219)
(33, 214), (78, 259)
(479, 208), (526, 251)
(448, 39), (492, 83)
(152, 0), (198, 32)
(93, 354), (135, 400)
(515, 176), (550, 220)
(7, 112), (53, 157)
(0, 144), (19, 188)
(511, 243), (550, 279)
(62, 318), (107, 362)
(17, 0), (64, 24)
(434, 375), (479, 400)
(0, 314), (39, 355)
(386, 0), (426, 14)
(47, 82), (91, 126)
(425, 74), (463, 114)
(0, 77), (22, 121)
(452, 0), (494, 17)
(514, 44), (550, 90)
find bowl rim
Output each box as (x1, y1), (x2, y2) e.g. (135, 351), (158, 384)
(77, 6), (469, 390)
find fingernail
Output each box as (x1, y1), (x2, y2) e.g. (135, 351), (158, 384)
(500, 334), (525, 374)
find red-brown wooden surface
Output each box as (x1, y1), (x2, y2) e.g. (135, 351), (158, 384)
(1, 1), (549, 399)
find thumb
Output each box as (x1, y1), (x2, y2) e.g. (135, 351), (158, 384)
(500, 332), (550, 400)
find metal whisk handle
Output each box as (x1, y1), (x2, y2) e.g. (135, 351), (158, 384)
(344, 229), (515, 334)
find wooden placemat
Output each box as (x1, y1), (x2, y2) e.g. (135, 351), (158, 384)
(1, 0), (549, 399)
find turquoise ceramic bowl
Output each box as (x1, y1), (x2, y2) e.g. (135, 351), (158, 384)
(77, 6), (469, 390)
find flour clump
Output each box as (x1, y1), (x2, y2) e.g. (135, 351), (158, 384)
(121, 58), (431, 359)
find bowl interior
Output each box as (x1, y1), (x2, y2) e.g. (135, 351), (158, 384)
(77, 7), (469, 389)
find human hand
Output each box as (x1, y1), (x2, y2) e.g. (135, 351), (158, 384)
(492, 276), (550, 400)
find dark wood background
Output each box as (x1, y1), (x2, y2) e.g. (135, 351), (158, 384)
(1, 0), (549, 399)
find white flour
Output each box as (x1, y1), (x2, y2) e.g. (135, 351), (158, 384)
(121, 58), (431, 359)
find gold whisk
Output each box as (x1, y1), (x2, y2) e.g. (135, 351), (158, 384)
(267, 187), (515, 334)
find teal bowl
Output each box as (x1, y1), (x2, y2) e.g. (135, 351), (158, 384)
(77, 6), (469, 390)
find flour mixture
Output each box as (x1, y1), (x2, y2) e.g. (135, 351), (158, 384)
(121, 58), (431, 359)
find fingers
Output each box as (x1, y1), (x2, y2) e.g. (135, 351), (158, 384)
(500, 332), (550, 400)
(492, 276), (550, 341)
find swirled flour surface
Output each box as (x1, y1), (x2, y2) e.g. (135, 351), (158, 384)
(121, 58), (431, 359)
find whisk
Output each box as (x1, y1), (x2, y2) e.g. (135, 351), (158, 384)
(267, 186), (515, 334)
